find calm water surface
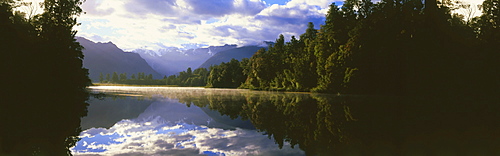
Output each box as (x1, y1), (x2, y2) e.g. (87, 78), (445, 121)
(71, 86), (500, 155)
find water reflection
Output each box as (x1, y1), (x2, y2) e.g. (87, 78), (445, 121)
(75, 87), (500, 155)
(73, 88), (304, 155)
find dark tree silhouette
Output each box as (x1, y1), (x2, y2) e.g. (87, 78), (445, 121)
(0, 0), (89, 155)
(230, 0), (497, 96)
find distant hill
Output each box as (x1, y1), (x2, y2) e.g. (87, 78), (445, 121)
(77, 37), (162, 82)
(198, 46), (263, 69)
(133, 45), (237, 76)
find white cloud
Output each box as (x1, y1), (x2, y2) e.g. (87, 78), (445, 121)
(75, 0), (336, 51)
(75, 0), (486, 51)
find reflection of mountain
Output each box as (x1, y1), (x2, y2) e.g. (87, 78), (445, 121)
(80, 97), (153, 130)
(134, 99), (254, 130)
(133, 45), (237, 76)
(198, 46), (262, 69)
(78, 37), (162, 81)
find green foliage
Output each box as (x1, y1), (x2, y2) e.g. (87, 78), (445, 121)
(99, 73), (104, 83)
(207, 59), (245, 88)
(99, 72), (165, 85)
(163, 67), (210, 87)
(119, 73), (127, 81)
(112, 72), (119, 82)
(105, 73), (110, 81)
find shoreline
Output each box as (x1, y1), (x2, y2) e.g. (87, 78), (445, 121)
(91, 83), (182, 87)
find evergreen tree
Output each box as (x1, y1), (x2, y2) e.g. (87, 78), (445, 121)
(119, 73), (127, 81)
(105, 73), (110, 82)
(312, 1), (360, 93)
(112, 72), (119, 82)
(186, 67), (192, 76)
(208, 59), (245, 88)
(147, 74), (153, 80)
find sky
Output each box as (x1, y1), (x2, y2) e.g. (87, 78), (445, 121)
(74, 0), (339, 51)
(18, 0), (486, 51)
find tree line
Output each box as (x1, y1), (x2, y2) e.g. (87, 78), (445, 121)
(165, 67), (209, 86)
(158, 59), (245, 87)
(97, 72), (162, 85)
(98, 68), (210, 86)
(206, 0), (500, 96)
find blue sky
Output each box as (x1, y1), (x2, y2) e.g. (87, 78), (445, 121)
(263, 0), (289, 5)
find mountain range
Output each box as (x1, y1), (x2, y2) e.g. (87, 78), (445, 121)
(78, 37), (271, 82)
(133, 45), (238, 76)
(77, 37), (162, 81)
(198, 46), (264, 69)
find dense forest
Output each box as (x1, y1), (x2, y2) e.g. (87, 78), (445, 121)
(0, 0), (89, 155)
(206, 0), (499, 96)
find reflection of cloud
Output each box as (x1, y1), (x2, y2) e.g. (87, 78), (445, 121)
(72, 116), (305, 156)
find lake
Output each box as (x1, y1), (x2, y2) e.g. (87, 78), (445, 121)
(71, 86), (500, 155)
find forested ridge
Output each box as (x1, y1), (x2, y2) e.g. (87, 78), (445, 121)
(1, 0), (89, 155)
(206, 0), (499, 96)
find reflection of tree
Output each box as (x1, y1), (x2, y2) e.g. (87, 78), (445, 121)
(311, 95), (352, 154)
(206, 94), (246, 120)
(246, 94), (355, 155)
(177, 91), (354, 155)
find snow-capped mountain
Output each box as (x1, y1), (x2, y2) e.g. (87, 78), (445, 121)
(133, 44), (237, 76)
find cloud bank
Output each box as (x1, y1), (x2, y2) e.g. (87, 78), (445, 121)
(17, 0), (486, 51)
(76, 0), (339, 51)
